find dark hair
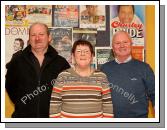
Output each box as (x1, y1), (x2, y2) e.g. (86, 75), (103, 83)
(117, 5), (135, 14)
(15, 38), (24, 49)
(29, 22), (50, 36)
(72, 40), (94, 55)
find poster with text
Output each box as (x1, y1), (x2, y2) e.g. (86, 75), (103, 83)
(5, 26), (29, 64)
(80, 5), (106, 31)
(53, 5), (79, 27)
(110, 5), (145, 46)
(26, 5), (52, 27)
(95, 47), (114, 70)
(49, 27), (73, 65)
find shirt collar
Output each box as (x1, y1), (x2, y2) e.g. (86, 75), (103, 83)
(115, 56), (132, 64)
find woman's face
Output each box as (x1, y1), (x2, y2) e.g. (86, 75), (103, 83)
(73, 45), (93, 69)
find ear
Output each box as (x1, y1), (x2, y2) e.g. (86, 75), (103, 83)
(48, 34), (52, 44)
(91, 53), (94, 59)
(88, 52), (93, 63)
(72, 53), (76, 65)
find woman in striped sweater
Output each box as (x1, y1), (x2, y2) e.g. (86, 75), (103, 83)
(49, 40), (114, 118)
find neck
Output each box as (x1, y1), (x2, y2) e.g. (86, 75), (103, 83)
(116, 55), (131, 63)
(75, 65), (93, 77)
(31, 47), (47, 57)
(31, 48), (47, 67)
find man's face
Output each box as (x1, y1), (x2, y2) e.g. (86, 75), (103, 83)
(87, 5), (98, 16)
(118, 5), (134, 24)
(112, 32), (132, 59)
(29, 24), (51, 52)
(13, 40), (21, 52)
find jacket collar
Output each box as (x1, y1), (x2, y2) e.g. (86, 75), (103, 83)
(23, 45), (58, 58)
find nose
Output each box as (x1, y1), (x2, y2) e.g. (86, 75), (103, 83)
(125, 14), (129, 19)
(120, 42), (125, 47)
(80, 51), (86, 55)
(35, 35), (40, 41)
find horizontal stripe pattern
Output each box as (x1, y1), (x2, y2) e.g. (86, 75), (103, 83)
(61, 111), (103, 118)
(50, 68), (114, 118)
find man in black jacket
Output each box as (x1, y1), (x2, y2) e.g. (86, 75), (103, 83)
(5, 22), (70, 118)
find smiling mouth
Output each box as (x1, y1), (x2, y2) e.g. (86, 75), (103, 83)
(119, 48), (127, 51)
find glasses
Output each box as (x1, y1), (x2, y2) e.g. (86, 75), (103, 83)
(75, 49), (91, 55)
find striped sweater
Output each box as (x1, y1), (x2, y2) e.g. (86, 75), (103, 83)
(49, 68), (114, 118)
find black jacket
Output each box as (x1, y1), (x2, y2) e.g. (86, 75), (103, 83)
(6, 45), (70, 118)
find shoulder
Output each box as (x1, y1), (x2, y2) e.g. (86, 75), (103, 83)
(93, 70), (108, 78)
(48, 45), (67, 62)
(131, 59), (153, 71)
(47, 45), (68, 63)
(55, 55), (70, 69)
(56, 54), (68, 62)
(101, 60), (115, 69)
(132, 59), (149, 67)
(92, 70), (110, 86)
(12, 50), (23, 58)
(57, 68), (73, 77)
